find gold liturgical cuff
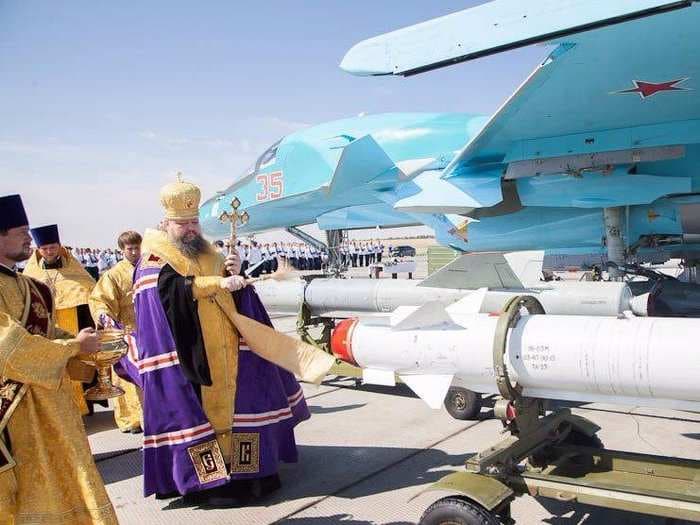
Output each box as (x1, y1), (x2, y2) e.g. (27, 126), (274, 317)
(191, 276), (224, 300)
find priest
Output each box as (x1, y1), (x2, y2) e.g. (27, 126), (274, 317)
(122, 176), (333, 507)
(89, 230), (144, 433)
(23, 224), (98, 416)
(0, 194), (117, 525)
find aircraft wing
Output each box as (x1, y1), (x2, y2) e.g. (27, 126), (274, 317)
(340, 0), (693, 76)
(316, 204), (419, 230)
(383, 4), (700, 213)
(442, 4), (700, 180)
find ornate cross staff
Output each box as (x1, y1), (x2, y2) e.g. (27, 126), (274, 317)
(218, 196), (249, 255)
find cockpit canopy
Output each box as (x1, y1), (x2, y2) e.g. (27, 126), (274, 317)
(223, 138), (284, 193)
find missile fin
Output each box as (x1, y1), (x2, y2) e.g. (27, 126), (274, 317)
(446, 288), (488, 315)
(504, 251), (544, 287)
(398, 374), (454, 409)
(392, 301), (454, 331)
(419, 252), (524, 290)
(362, 368), (396, 387)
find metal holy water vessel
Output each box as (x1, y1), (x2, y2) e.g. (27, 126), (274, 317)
(82, 328), (129, 401)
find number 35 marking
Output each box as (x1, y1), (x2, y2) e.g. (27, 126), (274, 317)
(256, 171), (284, 202)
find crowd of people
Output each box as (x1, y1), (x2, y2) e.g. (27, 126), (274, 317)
(17, 238), (399, 281)
(336, 240), (386, 267)
(0, 176), (416, 525)
(215, 240), (327, 277)
(0, 179), (335, 523)
(210, 238), (395, 277)
(71, 247), (125, 279)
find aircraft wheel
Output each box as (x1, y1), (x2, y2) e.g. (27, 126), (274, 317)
(444, 387), (482, 420)
(420, 497), (502, 525)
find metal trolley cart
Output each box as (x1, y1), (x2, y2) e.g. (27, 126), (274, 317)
(418, 296), (700, 525)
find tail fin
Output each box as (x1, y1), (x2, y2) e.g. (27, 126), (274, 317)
(327, 135), (398, 196)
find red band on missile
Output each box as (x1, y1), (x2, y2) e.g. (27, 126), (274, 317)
(331, 318), (358, 366)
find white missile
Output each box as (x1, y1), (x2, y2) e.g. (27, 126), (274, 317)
(254, 278), (638, 317)
(330, 290), (700, 412)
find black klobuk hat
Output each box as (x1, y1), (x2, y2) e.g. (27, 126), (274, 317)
(30, 224), (61, 246)
(0, 194), (29, 231)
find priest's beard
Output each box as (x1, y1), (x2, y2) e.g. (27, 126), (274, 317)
(5, 246), (31, 263)
(173, 232), (208, 259)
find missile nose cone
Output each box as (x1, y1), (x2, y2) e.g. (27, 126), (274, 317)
(331, 318), (359, 366)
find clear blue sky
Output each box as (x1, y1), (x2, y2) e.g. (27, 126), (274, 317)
(0, 1), (546, 246)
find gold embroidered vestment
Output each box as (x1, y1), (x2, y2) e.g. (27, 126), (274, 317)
(23, 248), (97, 416)
(88, 260), (143, 431)
(0, 269), (117, 525)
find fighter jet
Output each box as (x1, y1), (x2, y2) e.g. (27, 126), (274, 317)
(201, 0), (700, 267)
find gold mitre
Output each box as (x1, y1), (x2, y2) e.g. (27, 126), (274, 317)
(160, 173), (201, 220)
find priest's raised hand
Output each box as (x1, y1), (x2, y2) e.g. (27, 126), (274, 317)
(220, 275), (246, 292)
(224, 250), (242, 276)
(75, 327), (99, 359)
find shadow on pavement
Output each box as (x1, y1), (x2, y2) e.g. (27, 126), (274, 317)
(95, 448), (140, 463)
(84, 409), (120, 436)
(322, 380), (419, 400)
(272, 444), (469, 502)
(537, 497), (695, 524)
(98, 449), (142, 485)
(308, 404), (367, 415)
(98, 443), (470, 499)
(280, 514), (412, 525)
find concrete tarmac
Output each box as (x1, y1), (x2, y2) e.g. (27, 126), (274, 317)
(88, 255), (700, 524)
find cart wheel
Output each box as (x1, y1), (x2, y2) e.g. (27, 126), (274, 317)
(420, 496), (502, 525)
(444, 387), (482, 420)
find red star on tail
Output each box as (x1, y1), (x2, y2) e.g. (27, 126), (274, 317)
(614, 78), (691, 99)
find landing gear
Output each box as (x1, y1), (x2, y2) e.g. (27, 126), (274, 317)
(603, 206), (625, 281)
(420, 497), (506, 525)
(325, 229), (347, 275)
(444, 387), (482, 420)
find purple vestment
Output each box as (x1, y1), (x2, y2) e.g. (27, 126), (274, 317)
(119, 258), (309, 497)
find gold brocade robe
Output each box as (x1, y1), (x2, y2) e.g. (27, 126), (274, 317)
(23, 248), (95, 310)
(141, 230), (334, 462)
(88, 260), (143, 431)
(23, 248), (97, 416)
(0, 270), (117, 525)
